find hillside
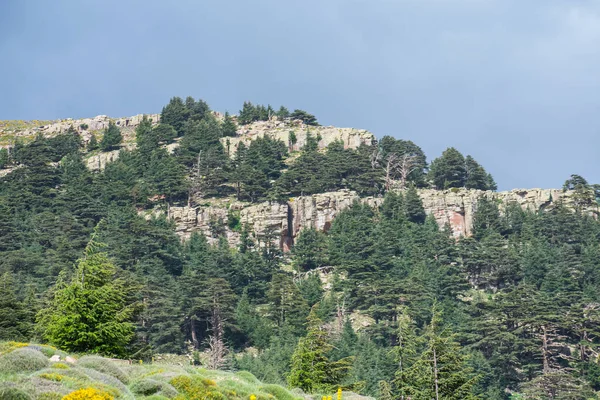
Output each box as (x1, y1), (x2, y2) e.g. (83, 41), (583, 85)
(1, 97), (599, 399)
(0, 342), (372, 400)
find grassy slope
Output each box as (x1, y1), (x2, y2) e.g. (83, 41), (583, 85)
(0, 342), (314, 400)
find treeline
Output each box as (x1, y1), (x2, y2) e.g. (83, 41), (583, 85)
(0, 96), (497, 207)
(1, 96), (599, 398)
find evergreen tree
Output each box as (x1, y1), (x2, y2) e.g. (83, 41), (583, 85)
(429, 147), (466, 189)
(465, 155), (490, 190)
(291, 228), (329, 271)
(289, 109), (319, 126)
(276, 106), (290, 119)
(37, 231), (137, 356)
(221, 112), (237, 137)
(404, 184), (426, 223)
(100, 121), (122, 151)
(288, 306), (353, 393)
(0, 272), (33, 341)
(161, 96), (189, 135)
(266, 272), (309, 335)
(86, 135), (99, 152)
(403, 306), (480, 400)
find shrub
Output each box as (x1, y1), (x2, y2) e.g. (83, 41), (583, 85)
(236, 371), (260, 384)
(130, 378), (163, 395)
(0, 386), (31, 400)
(260, 384), (301, 400)
(77, 356), (129, 383)
(51, 363), (70, 370)
(169, 375), (221, 399)
(62, 387), (113, 400)
(78, 367), (128, 397)
(0, 348), (49, 373)
(37, 393), (62, 400)
(39, 372), (64, 382)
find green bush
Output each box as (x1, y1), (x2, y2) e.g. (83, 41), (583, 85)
(77, 356), (129, 383)
(0, 385), (31, 400)
(37, 393), (62, 400)
(79, 367), (129, 396)
(236, 370), (260, 384)
(0, 348), (49, 373)
(260, 384), (301, 400)
(130, 378), (163, 395)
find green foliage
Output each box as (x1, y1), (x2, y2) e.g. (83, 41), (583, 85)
(287, 306), (353, 393)
(86, 135), (98, 151)
(0, 348), (49, 373)
(0, 386), (31, 400)
(289, 109), (319, 126)
(221, 112), (237, 137)
(161, 96), (209, 135)
(0, 272), (34, 341)
(291, 228), (329, 271)
(429, 148), (495, 190)
(99, 122), (122, 151)
(77, 355), (129, 383)
(37, 232), (137, 356)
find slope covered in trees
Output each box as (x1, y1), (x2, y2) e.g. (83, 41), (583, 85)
(0, 96), (599, 399)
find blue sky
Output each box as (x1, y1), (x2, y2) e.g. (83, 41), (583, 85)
(1, 0), (599, 190)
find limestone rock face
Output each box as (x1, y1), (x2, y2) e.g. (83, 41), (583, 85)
(222, 118), (374, 155)
(86, 150), (121, 171)
(9, 114), (160, 144)
(157, 188), (598, 248)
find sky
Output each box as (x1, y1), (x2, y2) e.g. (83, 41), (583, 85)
(1, 0), (599, 190)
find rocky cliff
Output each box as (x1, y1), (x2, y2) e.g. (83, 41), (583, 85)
(155, 188), (598, 249)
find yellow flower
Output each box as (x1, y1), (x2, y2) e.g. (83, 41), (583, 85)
(62, 387), (113, 400)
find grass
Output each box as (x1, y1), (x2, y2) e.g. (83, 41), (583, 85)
(0, 342), (312, 399)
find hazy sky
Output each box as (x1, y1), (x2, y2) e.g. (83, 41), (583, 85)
(1, 1), (599, 190)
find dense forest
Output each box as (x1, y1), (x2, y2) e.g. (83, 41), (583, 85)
(1, 96), (599, 399)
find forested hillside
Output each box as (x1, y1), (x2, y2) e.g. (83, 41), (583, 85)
(1, 97), (599, 399)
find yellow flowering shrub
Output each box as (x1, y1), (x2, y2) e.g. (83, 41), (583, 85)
(52, 362), (70, 370)
(40, 372), (64, 381)
(62, 387), (113, 400)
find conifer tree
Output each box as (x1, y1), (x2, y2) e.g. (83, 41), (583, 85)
(0, 272), (33, 341)
(38, 230), (137, 356)
(429, 147), (466, 189)
(288, 306), (353, 393)
(403, 305), (480, 400)
(99, 121), (122, 151)
(161, 96), (189, 135)
(86, 135), (98, 151)
(221, 112), (237, 137)
(291, 228), (329, 271)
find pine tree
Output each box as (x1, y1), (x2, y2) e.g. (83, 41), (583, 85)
(161, 96), (189, 135)
(392, 306), (421, 399)
(404, 184), (426, 223)
(288, 306), (353, 393)
(464, 156), (489, 190)
(221, 112), (237, 137)
(404, 305), (480, 400)
(266, 272), (309, 335)
(429, 147), (466, 189)
(37, 231), (137, 356)
(0, 272), (33, 341)
(86, 135), (99, 152)
(100, 121), (122, 151)
(291, 228), (329, 271)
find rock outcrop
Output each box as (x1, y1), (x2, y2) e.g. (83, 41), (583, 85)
(156, 188), (598, 249)
(1, 114), (161, 146)
(222, 118), (374, 155)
